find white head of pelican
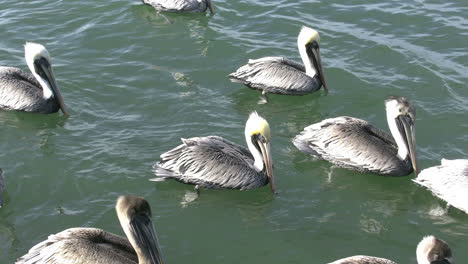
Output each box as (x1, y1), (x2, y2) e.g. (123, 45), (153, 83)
(0, 43), (67, 114)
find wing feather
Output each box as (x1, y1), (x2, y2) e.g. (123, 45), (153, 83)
(15, 228), (137, 264)
(413, 159), (468, 213)
(293, 117), (410, 176)
(328, 255), (397, 264)
(0, 66), (43, 111)
(228, 57), (321, 95)
(152, 136), (267, 190)
(142, 0), (203, 12)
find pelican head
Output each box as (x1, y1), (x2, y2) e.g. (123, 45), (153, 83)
(245, 112), (275, 193)
(385, 96), (417, 176)
(297, 26), (327, 92)
(416, 236), (453, 264)
(24, 42), (68, 115)
(116, 196), (164, 264)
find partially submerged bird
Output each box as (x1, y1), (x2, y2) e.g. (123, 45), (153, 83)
(141, 0), (214, 14)
(413, 158), (468, 214)
(0, 42), (67, 115)
(152, 112), (275, 193)
(0, 168), (4, 208)
(293, 96), (417, 176)
(228, 26), (327, 102)
(16, 196), (164, 264)
(329, 235), (453, 264)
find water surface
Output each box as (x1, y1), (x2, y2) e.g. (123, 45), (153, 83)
(0, 0), (467, 262)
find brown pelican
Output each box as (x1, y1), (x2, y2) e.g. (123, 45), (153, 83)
(141, 0), (214, 14)
(228, 26), (327, 102)
(413, 158), (468, 214)
(0, 168), (4, 208)
(329, 235), (453, 264)
(152, 111), (275, 193)
(0, 43), (67, 115)
(293, 96), (417, 176)
(16, 196), (164, 264)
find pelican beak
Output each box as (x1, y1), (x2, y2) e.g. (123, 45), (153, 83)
(257, 139), (275, 193)
(396, 114), (417, 176)
(307, 42), (328, 92)
(35, 58), (68, 115)
(130, 214), (165, 264)
(206, 0), (214, 14)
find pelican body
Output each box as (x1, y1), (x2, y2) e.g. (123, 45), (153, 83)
(16, 196), (164, 264)
(329, 235), (453, 264)
(293, 96), (417, 176)
(414, 158), (468, 214)
(141, 0), (214, 14)
(152, 112), (275, 193)
(0, 43), (67, 115)
(228, 26), (327, 96)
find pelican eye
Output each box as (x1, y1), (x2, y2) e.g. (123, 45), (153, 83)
(251, 134), (264, 152)
(33, 57), (51, 80)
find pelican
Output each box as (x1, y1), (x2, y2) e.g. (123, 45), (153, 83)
(152, 111), (275, 193)
(413, 158), (468, 214)
(329, 235), (453, 264)
(0, 168), (4, 208)
(293, 96), (417, 176)
(228, 26), (327, 102)
(141, 0), (214, 14)
(16, 196), (164, 264)
(0, 43), (67, 115)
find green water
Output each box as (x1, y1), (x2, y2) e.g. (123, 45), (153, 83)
(1, 0), (467, 263)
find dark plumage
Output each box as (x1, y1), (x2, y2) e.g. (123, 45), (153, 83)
(0, 43), (67, 115)
(16, 196), (164, 264)
(0, 67), (60, 113)
(152, 112), (275, 192)
(293, 117), (412, 176)
(141, 0), (213, 13)
(328, 235), (453, 264)
(228, 57), (322, 95)
(153, 136), (267, 190)
(293, 96), (417, 176)
(228, 26), (327, 97)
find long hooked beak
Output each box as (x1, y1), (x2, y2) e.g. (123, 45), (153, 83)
(35, 58), (68, 115)
(397, 115), (417, 176)
(206, 0), (214, 14)
(257, 139), (275, 193)
(311, 45), (328, 92)
(130, 213), (165, 264)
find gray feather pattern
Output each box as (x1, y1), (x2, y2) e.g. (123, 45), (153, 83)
(328, 255), (397, 264)
(413, 159), (468, 214)
(0, 66), (59, 113)
(142, 0), (208, 12)
(152, 136), (268, 190)
(15, 228), (138, 264)
(293, 116), (412, 176)
(228, 57), (321, 95)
